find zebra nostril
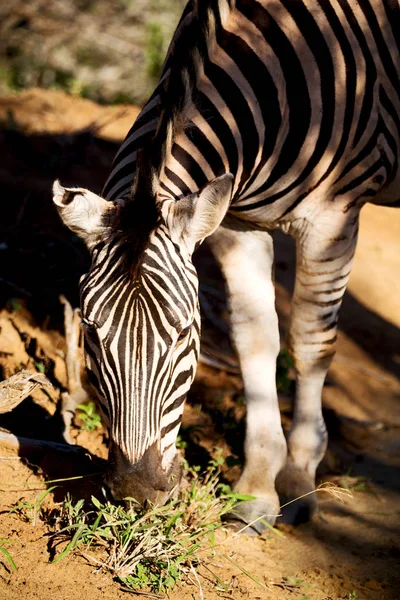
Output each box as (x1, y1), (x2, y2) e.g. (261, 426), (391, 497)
(102, 483), (134, 506)
(101, 483), (114, 502)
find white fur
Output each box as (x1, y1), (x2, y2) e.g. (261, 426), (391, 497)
(171, 173), (234, 254)
(208, 224), (287, 505)
(52, 180), (117, 250)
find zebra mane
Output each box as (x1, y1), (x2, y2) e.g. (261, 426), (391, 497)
(150, 1), (222, 177)
(110, 0), (235, 278)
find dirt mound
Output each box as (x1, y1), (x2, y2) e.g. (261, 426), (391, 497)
(0, 88), (141, 140)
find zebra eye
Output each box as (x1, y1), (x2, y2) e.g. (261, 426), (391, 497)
(81, 319), (96, 333)
(177, 326), (191, 341)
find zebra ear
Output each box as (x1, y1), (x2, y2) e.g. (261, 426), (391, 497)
(173, 174), (233, 253)
(53, 180), (118, 250)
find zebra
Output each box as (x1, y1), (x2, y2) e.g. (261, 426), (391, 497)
(53, 0), (400, 532)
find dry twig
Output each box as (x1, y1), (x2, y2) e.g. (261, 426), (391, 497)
(59, 295), (90, 443)
(0, 431), (85, 454)
(0, 370), (52, 414)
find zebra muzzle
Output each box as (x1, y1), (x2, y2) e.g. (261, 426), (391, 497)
(104, 441), (182, 506)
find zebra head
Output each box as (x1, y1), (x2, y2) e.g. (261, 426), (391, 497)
(53, 174), (233, 505)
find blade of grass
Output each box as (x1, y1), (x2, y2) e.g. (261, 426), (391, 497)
(0, 547), (17, 572)
(221, 553), (270, 589)
(51, 523), (88, 563)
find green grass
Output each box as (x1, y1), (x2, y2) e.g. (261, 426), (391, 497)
(145, 23), (165, 80)
(49, 460), (255, 594)
(77, 401), (102, 431)
(0, 543), (17, 572)
(6, 297), (23, 312)
(9, 486), (57, 525)
(335, 474), (375, 495)
(276, 348), (293, 393)
(34, 360), (46, 373)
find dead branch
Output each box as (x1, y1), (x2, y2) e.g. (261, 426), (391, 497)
(0, 370), (53, 414)
(59, 294), (82, 393)
(0, 431), (85, 454)
(59, 295), (90, 443)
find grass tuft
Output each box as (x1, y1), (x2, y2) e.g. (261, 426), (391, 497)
(49, 460), (253, 594)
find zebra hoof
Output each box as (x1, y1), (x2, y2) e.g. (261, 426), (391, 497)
(276, 464), (318, 525)
(225, 498), (280, 535)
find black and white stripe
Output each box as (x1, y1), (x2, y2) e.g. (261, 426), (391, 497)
(80, 226), (200, 464)
(104, 0), (400, 217)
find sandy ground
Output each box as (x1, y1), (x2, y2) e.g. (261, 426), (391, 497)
(0, 89), (399, 600)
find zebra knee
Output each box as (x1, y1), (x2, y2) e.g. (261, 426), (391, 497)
(287, 333), (337, 378)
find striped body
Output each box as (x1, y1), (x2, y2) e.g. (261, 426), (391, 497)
(104, 0), (400, 218)
(54, 0), (400, 527)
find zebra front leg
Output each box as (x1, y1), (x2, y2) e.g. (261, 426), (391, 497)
(276, 208), (360, 523)
(209, 223), (287, 534)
